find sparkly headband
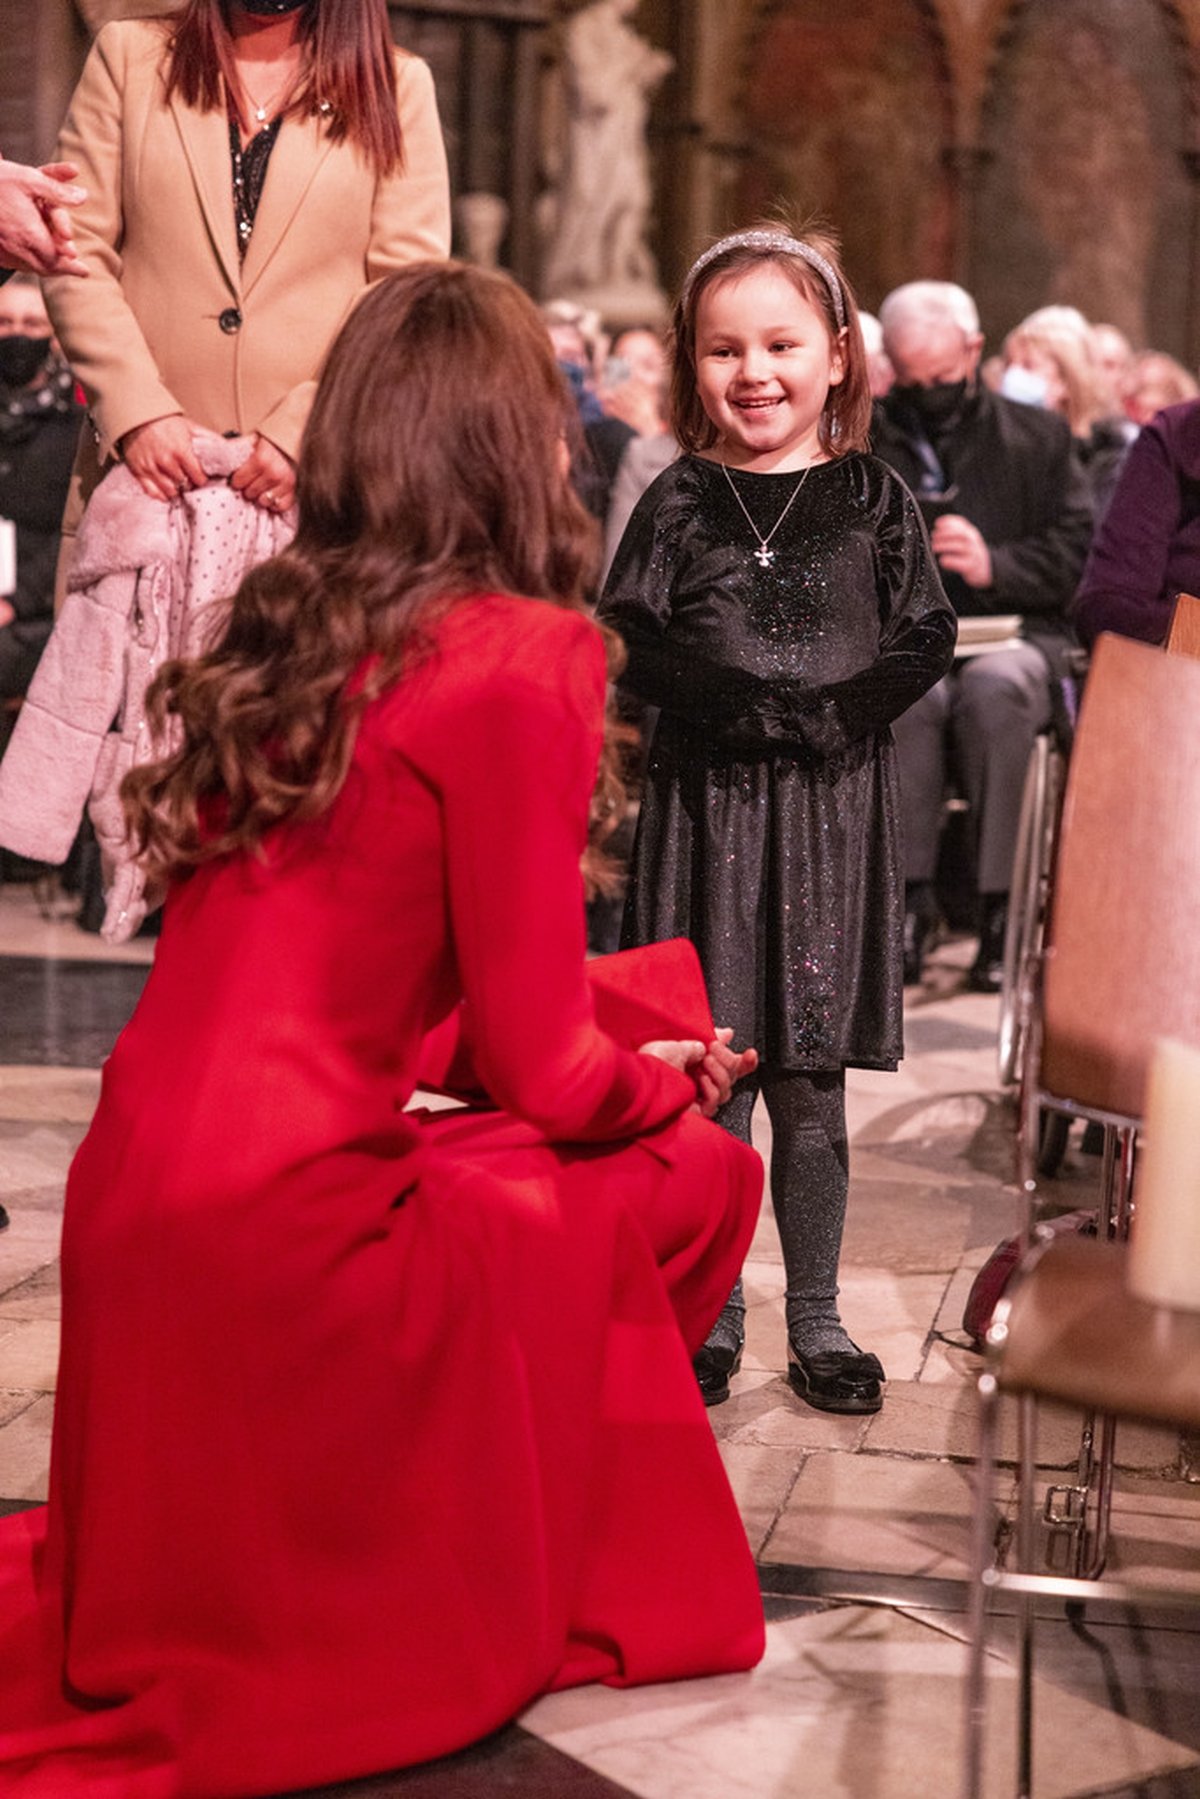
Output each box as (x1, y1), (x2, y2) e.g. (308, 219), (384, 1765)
(680, 231), (847, 331)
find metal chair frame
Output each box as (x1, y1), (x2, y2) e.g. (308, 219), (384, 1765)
(1013, 985), (1138, 1578)
(962, 1234), (1200, 1799)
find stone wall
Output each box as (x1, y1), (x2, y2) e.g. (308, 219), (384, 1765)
(647, 0), (1200, 358)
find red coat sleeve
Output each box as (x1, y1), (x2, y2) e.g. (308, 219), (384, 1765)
(406, 600), (697, 1141)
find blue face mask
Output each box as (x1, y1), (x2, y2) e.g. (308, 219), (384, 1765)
(1000, 364), (1050, 408)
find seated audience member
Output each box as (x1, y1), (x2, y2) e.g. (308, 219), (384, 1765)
(0, 261), (765, 1795)
(1073, 396), (1200, 645)
(1089, 321), (1136, 417)
(603, 427), (678, 578)
(1002, 305), (1128, 515)
(1122, 349), (1198, 428)
(599, 323), (670, 438)
(0, 274), (83, 706)
(542, 296), (607, 428)
(872, 280), (1093, 990)
(542, 297), (635, 519)
(858, 309), (895, 397)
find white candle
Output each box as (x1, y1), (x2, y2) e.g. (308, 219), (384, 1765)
(0, 518), (14, 598)
(1128, 1037), (1200, 1312)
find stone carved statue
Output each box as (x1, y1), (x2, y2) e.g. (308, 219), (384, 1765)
(454, 193), (510, 271)
(542, 0), (673, 322)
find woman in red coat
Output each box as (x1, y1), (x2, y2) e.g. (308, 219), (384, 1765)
(0, 263), (764, 1796)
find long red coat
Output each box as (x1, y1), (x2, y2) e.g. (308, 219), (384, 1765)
(0, 595), (765, 1797)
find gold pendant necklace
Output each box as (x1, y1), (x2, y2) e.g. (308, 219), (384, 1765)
(720, 461), (812, 568)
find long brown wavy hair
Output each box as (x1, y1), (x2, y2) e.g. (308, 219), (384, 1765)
(123, 261), (607, 887)
(163, 0), (404, 177)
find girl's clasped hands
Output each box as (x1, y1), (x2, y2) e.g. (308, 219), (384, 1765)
(639, 1027), (759, 1118)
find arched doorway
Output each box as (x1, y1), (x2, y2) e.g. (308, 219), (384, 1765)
(970, 0), (1194, 352)
(733, 0), (956, 311)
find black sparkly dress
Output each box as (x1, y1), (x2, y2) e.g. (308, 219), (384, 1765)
(599, 453), (956, 1073)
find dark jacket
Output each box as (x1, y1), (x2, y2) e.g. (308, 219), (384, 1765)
(1071, 399), (1200, 646)
(872, 385), (1094, 669)
(0, 375), (83, 650)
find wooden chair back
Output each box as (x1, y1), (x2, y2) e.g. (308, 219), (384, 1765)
(1039, 632), (1200, 1118)
(1166, 590), (1200, 659)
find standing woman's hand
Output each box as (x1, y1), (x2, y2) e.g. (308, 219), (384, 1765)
(0, 158), (88, 277)
(230, 434), (297, 513)
(120, 414), (208, 502)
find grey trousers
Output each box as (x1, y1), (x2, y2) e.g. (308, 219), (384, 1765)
(892, 640), (1052, 895)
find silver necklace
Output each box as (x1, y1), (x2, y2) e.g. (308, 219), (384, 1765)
(239, 67), (298, 128)
(720, 461), (811, 568)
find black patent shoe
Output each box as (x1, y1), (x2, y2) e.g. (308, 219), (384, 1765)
(787, 1341), (884, 1414)
(693, 1341), (743, 1407)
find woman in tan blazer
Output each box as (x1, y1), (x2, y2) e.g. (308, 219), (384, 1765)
(43, 0), (450, 534)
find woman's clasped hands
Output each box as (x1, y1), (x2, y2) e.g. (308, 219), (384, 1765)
(639, 1026), (758, 1118)
(120, 415), (296, 512)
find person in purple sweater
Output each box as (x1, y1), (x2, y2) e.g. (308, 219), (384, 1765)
(1072, 399), (1200, 645)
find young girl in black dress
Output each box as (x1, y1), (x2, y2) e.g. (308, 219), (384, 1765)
(599, 226), (956, 1412)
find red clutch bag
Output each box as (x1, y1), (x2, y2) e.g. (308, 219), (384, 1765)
(417, 939), (715, 1101)
(586, 938), (715, 1048)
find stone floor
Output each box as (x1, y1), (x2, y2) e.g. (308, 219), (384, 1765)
(2, 876), (1199, 1798)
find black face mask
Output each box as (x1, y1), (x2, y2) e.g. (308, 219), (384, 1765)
(237, 0), (308, 14)
(893, 377), (972, 432)
(0, 334), (53, 390)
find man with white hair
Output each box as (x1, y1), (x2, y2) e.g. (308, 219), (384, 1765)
(873, 280), (1093, 990)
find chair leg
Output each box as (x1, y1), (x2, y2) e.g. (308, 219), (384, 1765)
(1016, 1002), (1044, 1244)
(1017, 1390), (1037, 1799)
(1070, 1127), (1136, 1578)
(964, 1371), (1000, 1799)
(1110, 1124), (1136, 1238)
(1080, 1414), (1119, 1580)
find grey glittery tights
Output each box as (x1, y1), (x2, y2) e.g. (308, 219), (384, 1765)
(704, 1067), (856, 1358)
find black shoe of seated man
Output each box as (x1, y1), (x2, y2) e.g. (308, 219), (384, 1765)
(967, 893), (1008, 993)
(786, 1341), (885, 1414)
(0, 1204), (8, 1231)
(1080, 1120), (1106, 1157)
(693, 1340), (742, 1407)
(903, 901), (937, 985)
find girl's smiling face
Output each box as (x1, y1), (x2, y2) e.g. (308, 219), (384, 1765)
(694, 262), (846, 471)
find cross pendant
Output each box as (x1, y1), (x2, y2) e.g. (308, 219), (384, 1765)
(754, 545), (775, 568)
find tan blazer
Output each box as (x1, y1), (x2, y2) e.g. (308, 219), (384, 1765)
(43, 19), (451, 518)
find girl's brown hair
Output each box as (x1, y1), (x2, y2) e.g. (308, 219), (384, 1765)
(123, 261), (603, 885)
(670, 222), (873, 459)
(164, 0), (404, 178)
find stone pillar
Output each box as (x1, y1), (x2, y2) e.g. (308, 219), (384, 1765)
(1, 0), (87, 165)
(390, 1), (551, 289)
(944, 141), (991, 290)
